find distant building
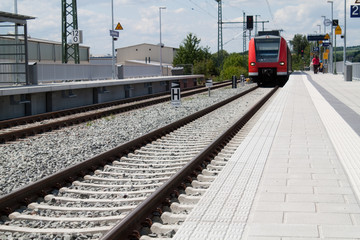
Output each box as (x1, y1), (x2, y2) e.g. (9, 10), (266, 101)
(116, 43), (178, 76)
(0, 36), (90, 64)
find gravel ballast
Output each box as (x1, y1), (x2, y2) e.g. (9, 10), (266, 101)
(0, 84), (257, 196)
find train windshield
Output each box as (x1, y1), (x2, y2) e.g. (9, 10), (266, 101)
(255, 38), (280, 62)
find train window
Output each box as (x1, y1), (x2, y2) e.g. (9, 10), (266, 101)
(255, 38), (280, 62)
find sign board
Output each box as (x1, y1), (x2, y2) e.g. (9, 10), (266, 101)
(171, 82), (181, 106)
(335, 25), (342, 35)
(324, 19), (332, 26)
(351, 5), (360, 17)
(205, 79), (213, 88)
(110, 30), (119, 37)
(115, 22), (124, 30)
(313, 47), (319, 52)
(332, 19), (339, 26)
(71, 29), (82, 44)
(323, 52), (328, 60)
(322, 42), (330, 47)
(307, 34), (326, 41)
(324, 34), (330, 40)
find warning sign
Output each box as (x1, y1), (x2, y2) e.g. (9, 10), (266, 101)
(323, 52), (328, 60)
(335, 25), (342, 35)
(115, 22), (123, 30)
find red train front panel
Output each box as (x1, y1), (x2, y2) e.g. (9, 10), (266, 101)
(248, 35), (289, 84)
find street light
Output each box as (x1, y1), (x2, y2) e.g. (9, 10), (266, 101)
(159, 7), (166, 76)
(321, 15), (326, 33)
(343, 0), (347, 73)
(327, 0), (334, 74)
(317, 24), (321, 34)
(111, 0), (115, 79)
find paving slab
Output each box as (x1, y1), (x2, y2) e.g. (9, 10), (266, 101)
(173, 72), (360, 239)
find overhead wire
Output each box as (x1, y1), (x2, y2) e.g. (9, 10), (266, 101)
(188, 0), (217, 19)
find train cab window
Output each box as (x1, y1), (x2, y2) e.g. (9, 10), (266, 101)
(255, 38), (280, 62)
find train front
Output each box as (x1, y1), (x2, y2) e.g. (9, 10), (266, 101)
(248, 35), (288, 85)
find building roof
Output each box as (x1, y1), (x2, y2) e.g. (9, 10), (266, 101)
(0, 11), (35, 24)
(117, 43), (178, 50)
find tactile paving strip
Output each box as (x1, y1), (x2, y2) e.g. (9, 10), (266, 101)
(173, 82), (290, 240)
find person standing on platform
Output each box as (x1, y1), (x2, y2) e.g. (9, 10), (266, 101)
(312, 55), (320, 74)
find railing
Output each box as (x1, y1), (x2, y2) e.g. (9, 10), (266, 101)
(34, 63), (113, 83)
(334, 61), (360, 81)
(352, 63), (360, 81)
(117, 65), (161, 79)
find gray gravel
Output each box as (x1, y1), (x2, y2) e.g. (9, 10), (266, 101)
(0, 84), (256, 197)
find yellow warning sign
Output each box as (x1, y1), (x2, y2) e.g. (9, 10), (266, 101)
(323, 52), (328, 60)
(326, 49), (330, 53)
(324, 34), (330, 40)
(115, 22), (123, 30)
(335, 25), (342, 35)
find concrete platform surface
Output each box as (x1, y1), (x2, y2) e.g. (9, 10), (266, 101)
(173, 72), (360, 239)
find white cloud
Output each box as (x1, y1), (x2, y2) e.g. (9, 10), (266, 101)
(174, 8), (185, 14)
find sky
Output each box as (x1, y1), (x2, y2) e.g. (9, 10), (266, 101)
(1, 0), (359, 56)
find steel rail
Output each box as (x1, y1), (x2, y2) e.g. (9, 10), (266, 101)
(0, 81), (232, 144)
(101, 86), (279, 240)
(0, 85), (257, 216)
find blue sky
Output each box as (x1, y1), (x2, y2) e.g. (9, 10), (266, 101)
(1, 0), (359, 55)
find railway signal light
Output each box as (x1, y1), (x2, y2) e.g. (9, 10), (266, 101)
(247, 16), (253, 30)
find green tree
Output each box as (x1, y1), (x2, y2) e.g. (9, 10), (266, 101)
(220, 53), (248, 80)
(193, 59), (217, 79)
(173, 33), (209, 66)
(290, 34), (309, 55)
(290, 34), (310, 70)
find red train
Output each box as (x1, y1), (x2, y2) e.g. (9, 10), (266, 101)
(248, 31), (292, 86)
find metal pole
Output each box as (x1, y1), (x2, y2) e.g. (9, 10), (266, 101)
(111, 0), (115, 79)
(14, 0), (19, 84)
(255, 15), (260, 36)
(159, 7), (166, 76)
(328, 0), (334, 74)
(334, 32), (337, 74)
(322, 16), (326, 34)
(343, 0), (347, 73)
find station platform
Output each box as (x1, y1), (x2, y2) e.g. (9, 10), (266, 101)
(173, 72), (360, 239)
(0, 75), (203, 120)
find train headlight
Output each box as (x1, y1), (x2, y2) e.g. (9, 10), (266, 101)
(250, 62), (256, 66)
(279, 61), (285, 66)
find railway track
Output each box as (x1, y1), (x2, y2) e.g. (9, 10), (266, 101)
(0, 86), (278, 239)
(0, 81), (231, 144)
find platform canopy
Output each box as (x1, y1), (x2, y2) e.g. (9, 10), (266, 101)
(0, 11), (35, 25)
(0, 11), (35, 86)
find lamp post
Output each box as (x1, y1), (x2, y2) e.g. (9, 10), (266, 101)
(343, 0), (347, 73)
(111, 0), (115, 79)
(159, 7), (166, 76)
(327, 0), (334, 74)
(255, 14), (261, 36)
(317, 25), (322, 61)
(321, 15), (326, 33)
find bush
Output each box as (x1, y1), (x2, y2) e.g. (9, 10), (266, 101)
(220, 65), (248, 80)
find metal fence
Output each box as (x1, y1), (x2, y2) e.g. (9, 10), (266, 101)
(334, 61), (360, 81)
(34, 63), (113, 83)
(118, 65), (161, 79)
(0, 63), (168, 85)
(351, 63), (360, 81)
